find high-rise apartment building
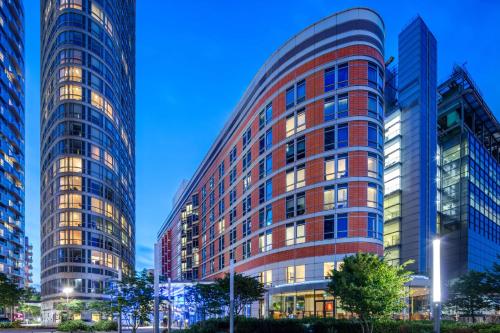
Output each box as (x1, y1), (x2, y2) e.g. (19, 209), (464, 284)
(0, 0), (27, 287)
(40, 0), (135, 323)
(383, 17), (438, 275)
(437, 66), (499, 282)
(158, 8), (385, 318)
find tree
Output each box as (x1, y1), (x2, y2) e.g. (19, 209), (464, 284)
(485, 256), (500, 310)
(185, 283), (225, 319)
(0, 273), (24, 321)
(446, 271), (492, 322)
(327, 253), (412, 333)
(216, 273), (266, 315)
(88, 300), (113, 319)
(186, 273), (266, 318)
(111, 270), (156, 333)
(56, 300), (85, 320)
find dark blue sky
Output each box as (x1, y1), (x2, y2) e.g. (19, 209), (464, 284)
(25, 0), (500, 285)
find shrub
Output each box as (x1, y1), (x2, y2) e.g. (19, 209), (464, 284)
(57, 319), (90, 332)
(0, 321), (22, 329)
(93, 320), (117, 331)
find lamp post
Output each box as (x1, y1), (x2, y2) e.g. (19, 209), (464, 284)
(62, 287), (74, 321)
(432, 238), (441, 333)
(229, 259), (234, 333)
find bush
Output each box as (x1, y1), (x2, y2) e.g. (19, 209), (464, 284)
(0, 321), (22, 329)
(93, 320), (117, 332)
(57, 319), (90, 332)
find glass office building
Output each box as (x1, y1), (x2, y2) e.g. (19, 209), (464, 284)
(383, 17), (437, 275)
(40, 0), (136, 324)
(438, 66), (499, 282)
(0, 0), (27, 287)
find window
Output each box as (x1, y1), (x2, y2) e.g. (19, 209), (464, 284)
(242, 151), (251, 171)
(265, 103), (273, 124)
(338, 63), (349, 88)
(324, 67), (335, 92)
(218, 161), (225, 178)
(259, 159), (265, 179)
(338, 154), (348, 178)
(324, 215), (334, 239)
(368, 123), (378, 148)
(242, 128), (252, 149)
(285, 221), (305, 246)
(59, 66), (82, 82)
(286, 86), (295, 109)
(368, 62), (378, 88)
(229, 146), (237, 165)
(60, 84), (82, 100)
(242, 218), (252, 237)
(286, 265), (305, 283)
(324, 97), (335, 121)
(286, 136), (306, 164)
(324, 126), (335, 151)
(324, 186), (335, 210)
(229, 168), (237, 185)
(59, 230), (82, 245)
(265, 154), (272, 175)
(60, 0), (82, 10)
(367, 153), (378, 178)
(337, 184), (348, 208)
(367, 183), (377, 208)
(338, 93), (348, 118)
(265, 179), (273, 201)
(285, 192), (305, 218)
(324, 262), (335, 278)
(266, 129), (273, 149)
(367, 213), (375, 238)
(59, 157), (82, 173)
(286, 109), (306, 137)
(337, 213), (348, 238)
(243, 172), (251, 192)
(368, 92), (377, 118)
(259, 204), (273, 228)
(296, 80), (306, 104)
(286, 164), (305, 191)
(242, 240), (251, 259)
(259, 270), (272, 286)
(338, 124), (348, 148)
(259, 230), (272, 252)
(259, 110), (265, 129)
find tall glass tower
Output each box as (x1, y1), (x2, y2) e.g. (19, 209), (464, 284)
(383, 17), (437, 275)
(40, 0), (135, 323)
(0, 0), (26, 287)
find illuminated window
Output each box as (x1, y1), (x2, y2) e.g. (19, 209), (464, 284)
(286, 265), (305, 283)
(59, 66), (82, 82)
(59, 175), (82, 191)
(60, 0), (82, 10)
(325, 157), (335, 180)
(258, 230), (272, 252)
(323, 262), (334, 278)
(324, 186), (334, 210)
(367, 183), (377, 208)
(91, 91), (104, 109)
(259, 270), (272, 287)
(285, 221), (305, 246)
(286, 109), (306, 137)
(104, 151), (114, 169)
(91, 3), (104, 23)
(59, 157), (82, 173)
(59, 230), (82, 245)
(60, 84), (82, 100)
(91, 197), (104, 214)
(59, 212), (82, 227)
(58, 194), (82, 209)
(91, 145), (101, 160)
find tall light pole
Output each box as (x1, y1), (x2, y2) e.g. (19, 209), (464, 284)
(153, 242), (161, 333)
(62, 287), (74, 321)
(229, 259), (234, 333)
(432, 238), (441, 333)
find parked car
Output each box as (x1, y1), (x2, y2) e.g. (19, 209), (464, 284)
(0, 317), (11, 323)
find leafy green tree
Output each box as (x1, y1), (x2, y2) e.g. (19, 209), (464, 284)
(185, 283), (225, 319)
(88, 300), (113, 319)
(446, 271), (492, 322)
(216, 273), (266, 315)
(56, 300), (85, 320)
(327, 253), (412, 333)
(485, 256), (500, 310)
(0, 273), (24, 320)
(111, 270), (156, 333)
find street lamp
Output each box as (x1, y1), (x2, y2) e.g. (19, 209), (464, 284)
(62, 287), (74, 321)
(432, 238), (441, 333)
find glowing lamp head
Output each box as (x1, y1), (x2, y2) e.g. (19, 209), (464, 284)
(62, 287), (74, 295)
(432, 238), (441, 303)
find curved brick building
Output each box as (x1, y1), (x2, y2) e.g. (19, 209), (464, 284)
(40, 0), (135, 323)
(158, 7), (385, 318)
